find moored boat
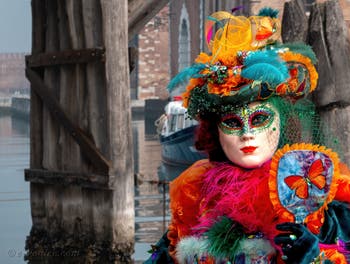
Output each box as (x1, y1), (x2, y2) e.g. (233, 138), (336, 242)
(156, 99), (206, 166)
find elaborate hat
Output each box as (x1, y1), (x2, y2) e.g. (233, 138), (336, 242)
(167, 8), (318, 119)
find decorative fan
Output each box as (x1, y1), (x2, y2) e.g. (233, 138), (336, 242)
(269, 143), (340, 223)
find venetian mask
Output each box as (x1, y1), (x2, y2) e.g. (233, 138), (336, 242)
(218, 101), (280, 168)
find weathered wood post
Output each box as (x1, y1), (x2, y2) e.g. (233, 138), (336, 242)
(100, 0), (135, 257)
(282, 0), (350, 165)
(25, 0), (134, 262)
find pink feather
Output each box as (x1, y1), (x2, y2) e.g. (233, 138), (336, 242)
(191, 161), (283, 244)
(206, 26), (213, 45)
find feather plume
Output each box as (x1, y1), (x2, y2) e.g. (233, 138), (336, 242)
(241, 51), (289, 86)
(192, 161), (281, 242)
(275, 42), (318, 64)
(258, 7), (279, 18)
(231, 6), (244, 13)
(167, 63), (207, 92)
(175, 236), (209, 264)
(204, 216), (245, 260)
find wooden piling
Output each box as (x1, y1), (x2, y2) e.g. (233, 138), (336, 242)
(26, 0), (134, 262)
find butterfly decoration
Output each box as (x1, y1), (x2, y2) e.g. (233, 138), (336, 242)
(284, 159), (326, 199)
(269, 144), (340, 224)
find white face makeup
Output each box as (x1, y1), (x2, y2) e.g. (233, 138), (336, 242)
(218, 101), (280, 168)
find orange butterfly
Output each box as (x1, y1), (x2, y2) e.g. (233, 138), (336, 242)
(284, 159), (326, 199)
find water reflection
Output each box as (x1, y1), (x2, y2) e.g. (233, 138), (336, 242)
(0, 113), (31, 264)
(0, 113), (189, 263)
(133, 119), (189, 262)
(0, 112), (29, 137)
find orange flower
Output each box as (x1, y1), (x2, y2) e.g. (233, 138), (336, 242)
(207, 70), (243, 96)
(217, 53), (239, 67)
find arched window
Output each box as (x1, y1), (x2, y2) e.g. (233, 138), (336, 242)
(178, 4), (190, 72)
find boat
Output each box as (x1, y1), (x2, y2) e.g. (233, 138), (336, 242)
(156, 98), (207, 166)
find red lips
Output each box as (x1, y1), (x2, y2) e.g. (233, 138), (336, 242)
(240, 146), (257, 153)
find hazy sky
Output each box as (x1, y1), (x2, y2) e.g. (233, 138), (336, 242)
(0, 0), (31, 53)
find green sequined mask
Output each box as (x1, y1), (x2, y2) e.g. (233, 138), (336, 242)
(218, 103), (276, 136)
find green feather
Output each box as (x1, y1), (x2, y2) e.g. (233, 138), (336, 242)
(204, 216), (246, 260)
(257, 7), (279, 18)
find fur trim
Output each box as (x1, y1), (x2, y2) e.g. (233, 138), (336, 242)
(237, 238), (276, 256)
(175, 236), (209, 264)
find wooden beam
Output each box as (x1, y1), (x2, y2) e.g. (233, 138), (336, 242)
(25, 68), (111, 174)
(26, 48), (105, 67)
(30, 0), (45, 169)
(25, 169), (110, 189)
(128, 0), (169, 41)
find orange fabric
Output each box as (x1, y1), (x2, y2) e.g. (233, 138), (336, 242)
(334, 162), (350, 203)
(167, 159), (213, 259)
(321, 248), (348, 264)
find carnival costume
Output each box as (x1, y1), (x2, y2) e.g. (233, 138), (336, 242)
(146, 7), (350, 264)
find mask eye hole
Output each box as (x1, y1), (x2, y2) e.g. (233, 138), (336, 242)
(250, 111), (272, 128)
(220, 114), (243, 130)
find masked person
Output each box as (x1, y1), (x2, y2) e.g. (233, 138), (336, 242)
(147, 7), (350, 264)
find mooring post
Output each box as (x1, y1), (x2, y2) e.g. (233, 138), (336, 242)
(101, 0), (135, 260)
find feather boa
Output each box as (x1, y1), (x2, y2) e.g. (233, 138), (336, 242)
(192, 161), (287, 243)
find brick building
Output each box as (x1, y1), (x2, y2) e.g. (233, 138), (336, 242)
(0, 53), (29, 95)
(135, 0), (249, 100)
(136, 5), (170, 100)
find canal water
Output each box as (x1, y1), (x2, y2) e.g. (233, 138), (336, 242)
(0, 113), (31, 264)
(0, 113), (188, 263)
